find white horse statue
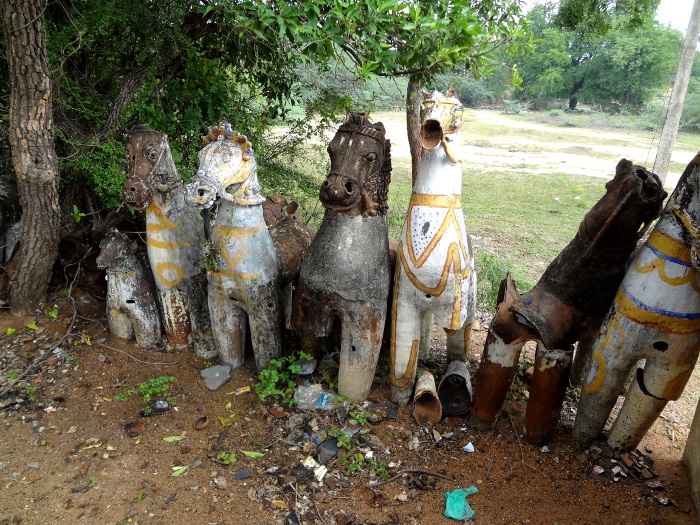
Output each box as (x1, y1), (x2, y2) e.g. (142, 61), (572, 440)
(184, 123), (282, 371)
(390, 90), (477, 406)
(574, 152), (700, 450)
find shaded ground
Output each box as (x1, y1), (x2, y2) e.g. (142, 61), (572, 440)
(0, 301), (696, 525)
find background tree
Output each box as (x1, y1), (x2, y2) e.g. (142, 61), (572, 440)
(1, 0), (61, 316)
(516, 3), (681, 110)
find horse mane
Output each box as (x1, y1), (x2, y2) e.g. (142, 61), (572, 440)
(201, 122), (254, 161)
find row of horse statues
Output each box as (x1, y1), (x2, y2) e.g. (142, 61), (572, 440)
(99, 90), (700, 459)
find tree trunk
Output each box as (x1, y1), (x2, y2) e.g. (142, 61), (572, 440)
(406, 75), (423, 185)
(2, 0), (61, 316)
(653, 0), (700, 184)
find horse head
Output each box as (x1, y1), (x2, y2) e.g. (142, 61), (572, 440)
(320, 112), (392, 217)
(578, 159), (667, 261)
(670, 152), (700, 269)
(184, 122), (261, 209)
(123, 124), (181, 210)
(420, 90), (463, 159)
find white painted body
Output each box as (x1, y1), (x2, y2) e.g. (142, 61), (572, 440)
(574, 157), (700, 450)
(683, 400), (700, 517)
(145, 189), (215, 358)
(207, 199), (282, 371)
(105, 254), (161, 349)
(390, 138), (477, 404)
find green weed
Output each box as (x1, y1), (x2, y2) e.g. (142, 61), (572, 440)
(114, 376), (177, 415)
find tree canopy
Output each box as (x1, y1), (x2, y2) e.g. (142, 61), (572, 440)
(516, 2), (681, 109)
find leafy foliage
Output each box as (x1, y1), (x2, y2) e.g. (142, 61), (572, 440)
(255, 351), (312, 407)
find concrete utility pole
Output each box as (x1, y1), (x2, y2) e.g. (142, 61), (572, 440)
(653, 0), (700, 184)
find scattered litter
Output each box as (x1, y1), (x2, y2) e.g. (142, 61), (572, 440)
(463, 442), (475, 453)
(444, 486), (478, 520)
(302, 456), (327, 481)
(193, 416), (210, 430)
(234, 469), (252, 480)
(44, 406), (55, 413)
(27, 462), (40, 469)
(593, 465), (605, 475)
(541, 446), (550, 453)
(234, 386), (250, 396)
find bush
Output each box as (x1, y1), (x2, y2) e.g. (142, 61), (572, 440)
(503, 100), (529, 114)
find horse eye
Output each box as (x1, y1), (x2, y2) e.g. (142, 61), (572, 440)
(146, 146), (159, 161)
(365, 152), (377, 162)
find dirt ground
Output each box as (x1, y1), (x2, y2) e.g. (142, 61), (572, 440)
(0, 300), (697, 525)
(1, 110), (699, 525)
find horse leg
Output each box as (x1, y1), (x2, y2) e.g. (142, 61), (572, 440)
(186, 274), (217, 360)
(107, 306), (134, 342)
(245, 284), (283, 371)
(469, 330), (525, 430)
(390, 297), (422, 407)
(208, 278), (247, 368)
(523, 342), (573, 445)
(126, 300), (161, 349)
(338, 303), (386, 402)
(418, 311), (433, 361)
(607, 342), (699, 451)
(157, 288), (192, 348)
(573, 327), (641, 445)
(446, 261), (477, 362)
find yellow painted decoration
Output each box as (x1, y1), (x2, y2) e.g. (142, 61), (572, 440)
(156, 262), (185, 288)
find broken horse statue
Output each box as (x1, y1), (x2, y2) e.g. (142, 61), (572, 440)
(470, 159), (666, 445)
(291, 112), (393, 402)
(390, 90), (477, 408)
(123, 125), (215, 358)
(574, 152), (700, 451)
(185, 123), (284, 371)
(96, 229), (161, 349)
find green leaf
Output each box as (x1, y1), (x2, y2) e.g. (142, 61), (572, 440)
(163, 435), (187, 443)
(135, 492), (146, 503)
(48, 308), (58, 319)
(171, 465), (188, 476)
(241, 451), (264, 458)
(27, 321), (37, 330)
(5, 328), (15, 336)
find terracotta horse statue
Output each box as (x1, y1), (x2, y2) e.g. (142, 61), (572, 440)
(184, 123), (312, 371)
(574, 152), (700, 451)
(291, 112), (392, 401)
(470, 159), (667, 445)
(390, 90), (477, 407)
(123, 124), (215, 358)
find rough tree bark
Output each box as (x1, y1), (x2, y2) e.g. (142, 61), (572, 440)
(406, 75), (423, 184)
(2, 0), (61, 316)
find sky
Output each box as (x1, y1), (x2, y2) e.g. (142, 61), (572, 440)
(523, 0), (696, 33)
(655, 0), (696, 32)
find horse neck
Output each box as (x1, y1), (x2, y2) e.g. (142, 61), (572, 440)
(657, 168), (700, 246)
(412, 143), (462, 197)
(216, 199), (265, 228)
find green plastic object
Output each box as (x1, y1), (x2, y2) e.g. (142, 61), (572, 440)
(444, 486), (478, 520)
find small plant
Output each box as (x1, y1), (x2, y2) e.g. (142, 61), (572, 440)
(371, 460), (390, 481)
(255, 351), (311, 407)
(6, 370), (19, 380)
(348, 405), (377, 426)
(47, 307), (59, 319)
(18, 382), (40, 404)
(115, 376), (177, 415)
(216, 451), (237, 465)
(5, 328), (15, 336)
(65, 353), (79, 368)
(202, 241), (220, 272)
(89, 476), (98, 488)
(71, 205), (87, 223)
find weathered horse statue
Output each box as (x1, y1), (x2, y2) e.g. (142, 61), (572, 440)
(184, 123), (310, 371)
(123, 124), (215, 358)
(470, 160), (666, 444)
(290, 112), (392, 401)
(470, 159), (667, 445)
(390, 90), (477, 407)
(574, 153), (700, 451)
(96, 229), (161, 349)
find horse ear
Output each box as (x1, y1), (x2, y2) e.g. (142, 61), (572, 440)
(372, 122), (386, 135)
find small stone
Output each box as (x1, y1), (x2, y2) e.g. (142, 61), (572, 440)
(641, 468), (654, 479)
(191, 459), (204, 469)
(27, 462), (40, 469)
(652, 493), (670, 506)
(124, 421), (145, 437)
(234, 469), (252, 480)
(645, 480), (664, 491)
(619, 453), (634, 468)
(325, 476), (337, 490)
(318, 439), (339, 465)
(200, 365), (232, 391)
(593, 465), (605, 475)
(213, 476), (228, 489)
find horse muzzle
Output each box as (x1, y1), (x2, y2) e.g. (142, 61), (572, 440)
(184, 179), (218, 210)
(319, 173), (362, 212)
(123, 179), (152, 210)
